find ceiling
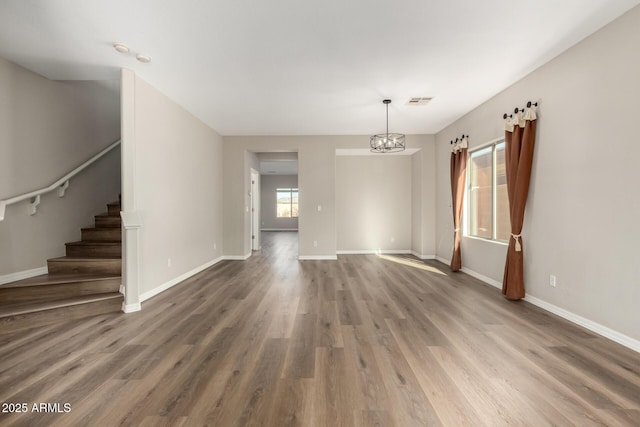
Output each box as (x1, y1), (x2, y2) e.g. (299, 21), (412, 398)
(260, 161), (298, 176)
(256, 152), (298, 175)
(1, 0), (638, 136)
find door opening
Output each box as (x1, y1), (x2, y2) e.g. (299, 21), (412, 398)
(250, 169), (260, 251)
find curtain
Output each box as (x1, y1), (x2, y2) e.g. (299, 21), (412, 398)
(450, 136), (468, 271)
(502, 107), (537, 299)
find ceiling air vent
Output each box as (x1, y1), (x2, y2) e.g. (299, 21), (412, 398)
(406, 97), (432, 106)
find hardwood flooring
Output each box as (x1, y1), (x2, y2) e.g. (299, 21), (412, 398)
(1, 231), (639, 426)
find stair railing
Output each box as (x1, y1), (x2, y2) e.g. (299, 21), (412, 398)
(0, 139), (121, 221)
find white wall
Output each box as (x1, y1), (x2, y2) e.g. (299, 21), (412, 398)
(260, 175), (299, 230)
(435, 6), (640, 342)
(123, 72), (223, 298)
(223, 136), (437, 259)
(0, 57), (120, 278)
(336, 155), (411, 252)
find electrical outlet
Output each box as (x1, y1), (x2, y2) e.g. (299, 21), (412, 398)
(549, 274), (556, 287)
(390, 236), (395, 243)
(168, 258), (172, 268)
(313, 240), (318, 247)
(214, 243), (217, 250)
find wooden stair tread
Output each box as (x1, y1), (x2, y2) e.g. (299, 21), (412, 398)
(95, 213), (121, 219)
(80, 227), (121, 243)
(48, 257), (121, 275)
(95, 213), (112, 217)
(94, 214), (121, 228)
(0, 293), (122, 318)
(1, 273), (120, 289)
(66, 241), (121, 246)
(48, 256), (121, 262)
(65, 240), (121, 258)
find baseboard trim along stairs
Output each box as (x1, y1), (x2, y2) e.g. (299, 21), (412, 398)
(0, 197), (123, 333)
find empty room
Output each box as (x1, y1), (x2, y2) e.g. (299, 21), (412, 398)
(1, 1), (639, 426)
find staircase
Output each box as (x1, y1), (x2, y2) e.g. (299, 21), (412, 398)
(0, 199), (123, 332)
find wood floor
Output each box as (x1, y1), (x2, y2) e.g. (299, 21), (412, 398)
(1, 231), (639, 426)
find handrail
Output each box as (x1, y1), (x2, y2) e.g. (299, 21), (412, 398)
(0, 139), (121, 221)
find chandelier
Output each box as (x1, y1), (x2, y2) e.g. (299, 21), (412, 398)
(370, 99), (405, 153)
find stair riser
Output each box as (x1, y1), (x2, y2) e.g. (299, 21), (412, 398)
(0, 279), (121, 305)
(95, 217), (122, 228)
(81, 228), (121, 242)
(0, 296), (123, 333)
(66, 244), (122, 258)
(48, 259), (121, 275)
(107, 204), (121, 216)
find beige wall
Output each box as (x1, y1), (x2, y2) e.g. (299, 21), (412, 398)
(223, 136), (436, 259)
(260, 175), (299, 230)
(223, 136), (333, 258)
(336, 155), (411, 252)
(411, 136), (437, 257)
(435, 6), (640, 341)
(0, 57), (120, 278)
(126, 73), (223, 296)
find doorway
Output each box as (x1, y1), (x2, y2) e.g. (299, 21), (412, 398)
(250, 168), (260, 251)
(254, 152), (299, 257)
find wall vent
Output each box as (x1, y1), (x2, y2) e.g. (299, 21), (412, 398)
(406, 97), (432, 106)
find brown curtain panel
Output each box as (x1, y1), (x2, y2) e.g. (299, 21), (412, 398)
(502, 109), (537, 299)
(450, 138), (468, 271)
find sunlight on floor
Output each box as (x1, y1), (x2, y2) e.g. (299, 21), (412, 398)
(377, 254), (447, 275)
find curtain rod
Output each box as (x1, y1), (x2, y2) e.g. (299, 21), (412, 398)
(502, 101), (538, 119)
(449, 134), (469, 145)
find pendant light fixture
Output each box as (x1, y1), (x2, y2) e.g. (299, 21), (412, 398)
(370, 99), (405, 153)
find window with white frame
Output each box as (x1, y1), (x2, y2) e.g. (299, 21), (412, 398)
(467, 140), (510, 242)
(276, 188), (298, 218)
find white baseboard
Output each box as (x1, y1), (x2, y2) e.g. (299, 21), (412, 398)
(223, 253), (251, 261)
(261, 229), (298, 231)
(139, 256), (224, 303)
(523, 295), (640, 353)
(337, 249), (412, 255)
(0, 266), (48, 285)
(411, 251), (436, 260)
(458, 265), (640, 354)
(298, 255), (338, 260)
(435, 256), (449, 265)
(460, 266), (502, 289)
(122, 302), (141, 313)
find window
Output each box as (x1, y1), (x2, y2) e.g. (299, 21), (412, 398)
(467, 141), (510, 242)
(276, 188), (298, 218)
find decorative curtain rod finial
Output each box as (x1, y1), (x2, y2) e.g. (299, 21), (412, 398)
(504, 101), (539, 119)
